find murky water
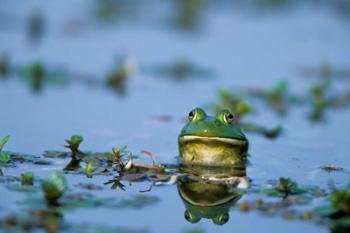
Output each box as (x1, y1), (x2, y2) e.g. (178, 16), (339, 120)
(1, 1), (350, 233)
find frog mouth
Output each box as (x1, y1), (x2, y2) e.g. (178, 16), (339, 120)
(179, 135), (247, 146)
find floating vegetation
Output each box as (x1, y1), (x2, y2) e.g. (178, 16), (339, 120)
(0, 208), (150, 233)
(65, 135), (84, 157)
(274, 177), (305, 197)
(308, 80), (350, 122)
(92, 0), (132, 24)
(254, 177), (326, 205)
(85, 161), (96, 178)
(19, 62), (71, 92)
(300, 61), (350, 81)
(309, 81), (330, 122)
(171, 0), (206, 32)
(330, 183), (350, 217)
(213, 89), (252, 120)
(106, 57), (137, 96)
(0, 53), (10, 77)
(149, 58), (213, 81)
(41, 171), (67, 206)
(248, 80), (301, 116)
(20, 172), (34, 186)
(321, 164), (344, 173)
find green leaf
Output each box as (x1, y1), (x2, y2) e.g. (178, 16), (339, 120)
(0, 152), (10, 163)
(21, 172), (34, 186)
(0, 135), (10, 152)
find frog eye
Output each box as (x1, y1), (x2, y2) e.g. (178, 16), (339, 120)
(188, 110), (196, 121)
(184, 210), (200, 223)
(213, 213), (229, 225)
(188, 108), (206, 122)
(225, 113), (234, 123)
(217, 109), (235, 124)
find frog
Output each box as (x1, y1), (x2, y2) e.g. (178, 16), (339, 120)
(178, 108), (248, 166)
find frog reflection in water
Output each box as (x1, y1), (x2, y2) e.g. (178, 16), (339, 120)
(177, 165), (247, 225)
(178, 108), (248, 166)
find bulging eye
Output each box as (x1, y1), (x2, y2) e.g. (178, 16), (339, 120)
(188, 108), (206, 122)
(225, 113), (234, 123)
(188, 110), (196, 121)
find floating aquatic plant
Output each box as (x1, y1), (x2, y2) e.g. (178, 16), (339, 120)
(0, 135), (10, 164)
(309, 81), (329, 122)
(321, 164), (344, 173)
(106, 58), (136, 96)
(249, 80), (300, 115)
(107, 146), (128, 169)
(41, 171), (67, 206)
(276, 177), (301, 197)
(261, 177), (306, 198)
(150, 58), (212, 81)
(65, 135), (83, 157)
(172, 0), (206, 32)
(330, 183), (350, 216)
(212, 89), (282, 138)
(85, 162), (96, 178)
(213, 89), (252, 120)
(21, 172), (34, 186)
(20, 62), (70, 92)
(0, 53), (10, 77)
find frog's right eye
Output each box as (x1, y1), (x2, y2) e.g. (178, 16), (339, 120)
(188, 110), (196, 121)
(188, 108), (206, 122)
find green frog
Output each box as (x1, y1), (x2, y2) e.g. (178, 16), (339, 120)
(178, 108), (248, 166)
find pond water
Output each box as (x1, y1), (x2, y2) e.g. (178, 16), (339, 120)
(1, 1), (350, 233)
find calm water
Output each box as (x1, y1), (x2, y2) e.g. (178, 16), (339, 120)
(1, 1), (350, 232)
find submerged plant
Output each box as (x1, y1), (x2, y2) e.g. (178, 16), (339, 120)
(41, 171), (67, 206)
(0, 135), (10, 164)
(65, 135), (83, 157)
(21, 172), (34, 186)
